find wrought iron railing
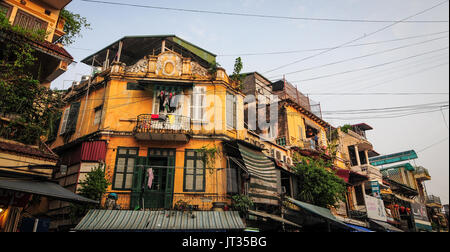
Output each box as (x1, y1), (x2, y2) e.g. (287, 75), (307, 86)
(134, 114), (192, 134)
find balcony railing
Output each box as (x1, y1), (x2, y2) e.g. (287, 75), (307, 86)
(134, 114), (191, 142)
(427, 195), (441, 205)
(414, 166), (431, 181)
(351, 164), (383, 182)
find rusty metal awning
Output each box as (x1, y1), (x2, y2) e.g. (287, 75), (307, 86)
(74, 210), (245, 231)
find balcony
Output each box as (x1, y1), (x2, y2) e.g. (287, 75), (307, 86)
(351, 164), (383, 183)
(427, 195), (442, 207)
(414, 166), (431, 181)
(133, 114), (191, 142)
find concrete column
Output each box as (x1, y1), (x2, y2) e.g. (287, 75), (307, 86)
(354, 145), (361, 166)
(364, 150), (370, 165)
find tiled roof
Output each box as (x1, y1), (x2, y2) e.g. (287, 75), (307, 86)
(0, 140), (59, 161)
(0, 27), (73, 61)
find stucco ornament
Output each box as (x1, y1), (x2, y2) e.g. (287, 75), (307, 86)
(156, 52), (182, 77)
(190, 61), (208, 77)
(126, 58), (148, 73)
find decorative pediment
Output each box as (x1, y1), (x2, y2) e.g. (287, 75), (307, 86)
(124, 50), (210, 79)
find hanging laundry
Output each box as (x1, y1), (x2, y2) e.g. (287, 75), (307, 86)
(169, 92), (179, 113)
(158, 91), (165, 113)
(147, 168), (154, 189)
(151, 114), (160, 120)
(167, 114), (175, 124)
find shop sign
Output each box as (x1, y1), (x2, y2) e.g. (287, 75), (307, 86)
(411, 202), (429, 222)
(370, 180), (381, 199)
(365, 195), (387, 222)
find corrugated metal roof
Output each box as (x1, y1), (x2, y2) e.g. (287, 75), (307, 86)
(74, 210), (245, 231)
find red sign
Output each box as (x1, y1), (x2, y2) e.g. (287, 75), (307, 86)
(0, 189), (31, 207)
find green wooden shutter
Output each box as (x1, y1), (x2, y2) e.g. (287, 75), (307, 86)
(66, 102), (81, 134)
(131, 156), (147, 210)
(164, 156), (175, 209)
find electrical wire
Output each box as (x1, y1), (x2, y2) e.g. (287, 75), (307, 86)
(80, 0), (450, 23)
(263, 0), (450, 74)
(266, 35), (449, 79)
(219, 31), (450, 57)
(417, 137), (450, 153)
(288, 46), (449, 83)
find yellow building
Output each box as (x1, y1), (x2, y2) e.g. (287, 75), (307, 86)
(50, 35), (250, 214)
(0, 0), (73, 87)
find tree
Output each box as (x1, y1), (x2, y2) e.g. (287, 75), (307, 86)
(59, 9), (91, 46)
(0, 13), (64, 145)
(292, 155), (347, 208)
(69, 164), (110, 221)
(230, 57), (245, 89)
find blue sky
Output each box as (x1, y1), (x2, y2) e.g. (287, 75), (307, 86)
(54, 0), (449, 204)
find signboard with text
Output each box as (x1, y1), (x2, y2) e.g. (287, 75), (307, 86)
(365, 194), (387, 222)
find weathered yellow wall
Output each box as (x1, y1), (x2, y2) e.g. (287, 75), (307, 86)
(285, 105), (328, 148)
(100, 136), (229, 210)
(4, 0), (61, 42)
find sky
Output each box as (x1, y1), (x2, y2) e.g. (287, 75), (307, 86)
(52, 0), (449, 204)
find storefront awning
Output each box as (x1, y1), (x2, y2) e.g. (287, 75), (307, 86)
(0, 178), (98, 204)
(285, 197), (350, 229)
(370, 219), (404, 232)
(248, 210), (301, 228)
(74, 210), (245, 231)
(345, 224), (375, 232)
(237, 143), (279, 206)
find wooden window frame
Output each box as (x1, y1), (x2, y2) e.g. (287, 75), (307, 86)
(191, 86), (206, 122)
(112, 147), (139, 190)
(183, 149), (206, 192)
(0, 2), (13, 19)
(226, 92), (237, 129)
(13, 9), (48, 33)
(93, 105), (103, 126)
(59, 107), (70, 135)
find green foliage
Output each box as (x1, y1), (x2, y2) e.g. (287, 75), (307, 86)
(0, 13), (65, 145)
(69, 164), (110, 222)
(230, 57), (245, 89)
(59, 9), (91, 46)
(196, 145), (220, 174)
(340, 124), (353, 134)
(231, 194), (254, 215)
(292, 155), (346, 208)
(208, 60), (221, 78)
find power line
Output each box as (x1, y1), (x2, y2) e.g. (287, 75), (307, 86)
(267, 35), (449, 79)
(310, 53), (449, 94)
(324, 106), (449, 120)
(306, 92), (449, 96)
(263, 0), (450, 74)
(80, 0), (449, 23)
(289, 46), (449, 83)
(417, 137), (450, 153)
(219, 31), (450, 57)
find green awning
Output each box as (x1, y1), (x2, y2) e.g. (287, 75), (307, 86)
(74, 210), (245, 231)
(237, 143), (279, 206)
(285, 197), (350, 229)
(370, 150), (418, 166)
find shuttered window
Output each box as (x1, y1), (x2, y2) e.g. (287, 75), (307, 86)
(226, 92), (236, 129)
(60, 107), (70, 135)
(93, 105), (103, 125)
(66, 102), (81, 134)
(183, 150), (205, 192)
(13, 9), (48, 32)
(191, 86), (206, 121)
(113, 148), (138, 190)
